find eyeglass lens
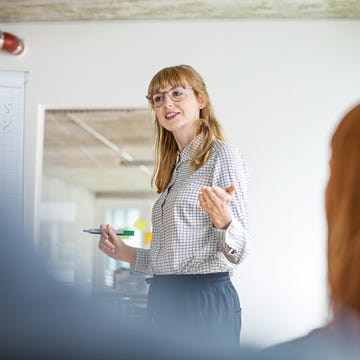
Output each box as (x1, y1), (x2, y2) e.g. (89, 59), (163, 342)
(151, 86), (187, 107)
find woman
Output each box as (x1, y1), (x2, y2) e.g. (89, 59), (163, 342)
(98, 65), (250, 346)
(262, 104), (360, 359)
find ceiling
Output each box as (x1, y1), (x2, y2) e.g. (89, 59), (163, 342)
(3, 1), (359, 197)
(1, 0), (360, 22)
(43, 108), (157, 197)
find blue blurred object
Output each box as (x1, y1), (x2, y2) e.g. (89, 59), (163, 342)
(0, 197), (257, 359)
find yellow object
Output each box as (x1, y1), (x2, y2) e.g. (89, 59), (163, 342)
(144, 232), (152, 245)
(117, 227), (130, 239)
(134, 218), (148, 231)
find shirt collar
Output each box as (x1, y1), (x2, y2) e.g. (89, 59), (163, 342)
(176, 134), (202, 164)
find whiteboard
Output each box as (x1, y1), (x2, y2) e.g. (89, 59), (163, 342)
(0, 70), (26, 224)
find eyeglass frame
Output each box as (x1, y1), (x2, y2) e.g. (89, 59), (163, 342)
(146, 85), (193, 107)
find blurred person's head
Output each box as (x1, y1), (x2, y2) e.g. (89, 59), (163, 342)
(326, 103), (360, 316)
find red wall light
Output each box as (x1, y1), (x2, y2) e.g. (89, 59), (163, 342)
(0, 31), (25, 55)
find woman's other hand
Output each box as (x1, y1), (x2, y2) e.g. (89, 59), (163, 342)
(98, 224), (136, 264)
(198, 185), (235, 229)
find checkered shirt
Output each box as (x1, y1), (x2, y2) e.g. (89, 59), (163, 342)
(132, 136), (250, 275)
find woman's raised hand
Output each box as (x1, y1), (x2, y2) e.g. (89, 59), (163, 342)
(198, 185), (235, 229)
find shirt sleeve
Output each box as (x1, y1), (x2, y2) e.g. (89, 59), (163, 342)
(212, 143), (251, 264)
(131, 248), (152, 275)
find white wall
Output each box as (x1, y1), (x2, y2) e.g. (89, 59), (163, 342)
(40, 175), (96, 291)
(1, 19), (360, 347)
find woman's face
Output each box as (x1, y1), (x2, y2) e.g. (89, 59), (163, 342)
(152, 84), (204, 141)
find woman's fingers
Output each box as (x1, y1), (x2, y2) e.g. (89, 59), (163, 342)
(98, 224), (115, 253)
(198, 186), (234, 229)
(200, 185), (235, 205)
(225, 184), (236, 196)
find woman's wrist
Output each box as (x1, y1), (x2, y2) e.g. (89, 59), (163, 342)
(120, 243), (136, 265)
(213, 217), (232, 229)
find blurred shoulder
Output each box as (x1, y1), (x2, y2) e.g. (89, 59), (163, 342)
(261, 326), (360, 360)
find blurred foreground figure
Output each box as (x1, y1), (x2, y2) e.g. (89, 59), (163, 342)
(0, 198), (257, 359)
(0, 202), (146, 359)
(262, 104), (360, 359)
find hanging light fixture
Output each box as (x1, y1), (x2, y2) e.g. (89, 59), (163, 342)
(0, 31), (25, 55)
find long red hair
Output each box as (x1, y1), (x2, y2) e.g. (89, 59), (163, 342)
(326, 103), (360, 315)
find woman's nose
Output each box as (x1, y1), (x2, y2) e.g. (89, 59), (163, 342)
(163, 93), (173, 107)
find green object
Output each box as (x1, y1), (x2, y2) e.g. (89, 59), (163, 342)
(83, 229), (134, 236)
(117, 229), (134, 237)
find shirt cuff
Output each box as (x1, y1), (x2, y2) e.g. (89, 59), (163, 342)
(130, 248), (150, 274)
(214, 217), (242, 251)
(214, 217), (250, 264)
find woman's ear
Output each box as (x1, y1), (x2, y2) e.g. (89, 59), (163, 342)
(198, 96), (206, 109)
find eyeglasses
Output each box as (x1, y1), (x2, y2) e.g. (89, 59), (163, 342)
(146, 85), (193, 107)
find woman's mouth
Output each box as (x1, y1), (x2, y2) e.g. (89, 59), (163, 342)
(165, 112), (180, 120)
